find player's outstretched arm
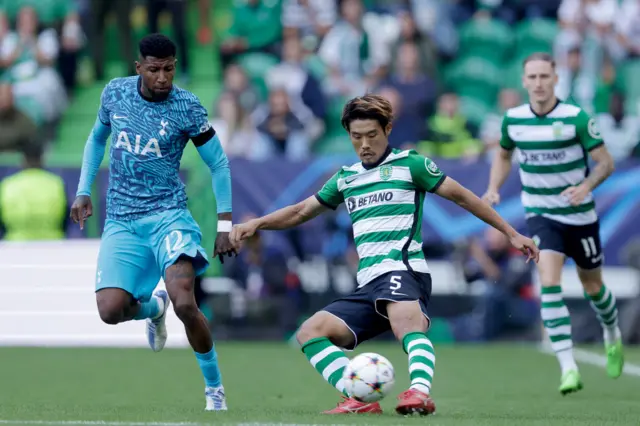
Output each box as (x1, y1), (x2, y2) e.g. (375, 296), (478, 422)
(483, 117), (515, 205)
(71, 117), (110, 229)
(194, 132), (236, 262)
(483, 147), (513, 206)
(229, 196), (327, 247)
(436, 176), (539, 263)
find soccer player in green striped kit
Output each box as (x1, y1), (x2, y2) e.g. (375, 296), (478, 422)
(231, 94), (539, 416)
(483, 52), (623, 395)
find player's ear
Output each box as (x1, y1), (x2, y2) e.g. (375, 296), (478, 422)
(135, 61), (141, 76)
(384, 122), (393, 136)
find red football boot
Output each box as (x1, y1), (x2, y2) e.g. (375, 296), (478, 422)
(395, 388), (436, 416)
(323, 396), (383, 414)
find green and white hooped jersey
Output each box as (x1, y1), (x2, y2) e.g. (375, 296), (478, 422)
(500, 101), (604, 226)
(316, 149), (446, 287)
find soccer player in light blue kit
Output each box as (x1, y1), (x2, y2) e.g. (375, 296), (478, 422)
(70, 34), (234, 411)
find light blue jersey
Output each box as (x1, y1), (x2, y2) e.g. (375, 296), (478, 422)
(95, 76), (214, 219)
(76, 76), (232, 300)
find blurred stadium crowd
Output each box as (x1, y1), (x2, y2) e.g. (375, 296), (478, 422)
(2, 0), (640, 342)
(211, 0), (640, 162)
(2, 0), (640, 160)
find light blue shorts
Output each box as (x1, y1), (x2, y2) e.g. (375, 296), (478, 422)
(95, 209), (209, 302)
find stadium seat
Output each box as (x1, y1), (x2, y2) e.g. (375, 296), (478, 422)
(323, 96), (347, 131)
(457, 18), (514, 64)
(620, 60), (640, 97)
(458, 96), (495, 128)
(315, 135), (351, 155)
(235, 52), (280, 100)
(444, 56), (502, 105)
(618, 60), (640, 114)
(514, 19), (558, 58)
(502, 59), (529, 99)
(503, 59), (523, 90)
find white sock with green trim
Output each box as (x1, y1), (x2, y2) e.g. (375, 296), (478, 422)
(402, 332), (435, 395)
(301, 337), (349, 395)
(541, 285), (578, 374)
(586, 284), (621, 345)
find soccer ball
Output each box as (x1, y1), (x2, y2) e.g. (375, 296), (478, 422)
(343, 352), (395, 402)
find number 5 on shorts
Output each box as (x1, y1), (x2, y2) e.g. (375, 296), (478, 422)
(390, 275), (404, 296)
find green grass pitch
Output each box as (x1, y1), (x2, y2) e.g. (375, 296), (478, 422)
(0, 343), (639, 425)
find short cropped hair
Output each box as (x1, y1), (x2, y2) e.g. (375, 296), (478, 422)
(341, 94), (394, 132)
(139, 33), (177, 59)
(522, 52), (556, 69)
(22, 142), (44, 164)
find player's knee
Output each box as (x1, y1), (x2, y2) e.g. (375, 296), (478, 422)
(538, 268), (561, 287)
(538, 253), (564, 285)
(578, 268), (603, 295)
(296, 312), (352, 347)
(386, 301), (428, 340)
(296, 316), (326, 346)
(97, 302), (125, 325)
(96, 289), (130, 325)
(172, 298), (199, 324)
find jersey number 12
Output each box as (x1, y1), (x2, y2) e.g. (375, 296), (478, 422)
(165, 230), (186, 259)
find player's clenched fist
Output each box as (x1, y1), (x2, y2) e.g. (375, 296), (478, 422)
(229, 220), (259, 247)
(213, 231), (237, 264)
(70, 195), (93, 230)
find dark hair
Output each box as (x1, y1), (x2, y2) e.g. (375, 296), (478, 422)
(139, 33), (177, 59)
(341, 94), (394, 132)
(22, 142), (43, 164)
(522, 52), (556, 69)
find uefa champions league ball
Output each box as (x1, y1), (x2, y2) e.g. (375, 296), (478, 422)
(343, 352), (395, 403)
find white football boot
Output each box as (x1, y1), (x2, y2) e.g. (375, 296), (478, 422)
(205, 386), (228, 411)
(146, 290), (170, 352)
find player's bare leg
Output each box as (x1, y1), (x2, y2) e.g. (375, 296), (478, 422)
(538, 251), (582, 394)
(296, 312), (383, 414)
(96, 287), (166, 326)
(165, 257), (226, 411)
(577, 266), (624, 378)
(385, 300), (436, 416)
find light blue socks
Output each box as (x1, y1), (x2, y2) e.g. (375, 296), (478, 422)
(133, 298), (160, 320)
(195, 346), (222, 387)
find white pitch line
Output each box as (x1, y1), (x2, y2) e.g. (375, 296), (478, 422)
(0, 423), (203, 426)
(539, 345), (640, 377)
(0, 422), (358, 426)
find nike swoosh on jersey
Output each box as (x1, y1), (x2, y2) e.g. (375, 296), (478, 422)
(545, 319), (566, 328)
(113, 114), (127, 119)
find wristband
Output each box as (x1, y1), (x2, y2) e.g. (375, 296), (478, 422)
(217, 220), (232, 233)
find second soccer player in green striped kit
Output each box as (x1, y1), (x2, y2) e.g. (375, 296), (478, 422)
(483, 52), (623, 395)
(230, 94), (539, 416)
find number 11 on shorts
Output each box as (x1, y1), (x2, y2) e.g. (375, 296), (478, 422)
(390, 276), (407, 296)
(580, 237), (597, 258)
